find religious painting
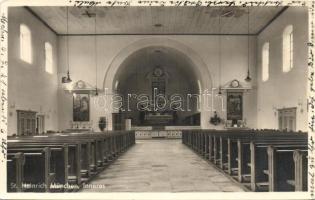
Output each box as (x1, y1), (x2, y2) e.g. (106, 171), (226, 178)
(226, 92), (243, 120)
(73, 93), (90, 121)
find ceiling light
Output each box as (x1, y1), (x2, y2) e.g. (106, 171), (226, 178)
(244, 7), (252, 82)
(62, 7), (72, 84)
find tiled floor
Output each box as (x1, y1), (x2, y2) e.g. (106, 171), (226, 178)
(80, 139), (244, 192)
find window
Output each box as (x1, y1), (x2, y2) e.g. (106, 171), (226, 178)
(262, 42), (269, 82)
(283, 25), (293, 72)
(17, 110), (36, 136)
(20, 24), (32, 63)
(278, 107), (296, 131)
(45, 42), (53, 74)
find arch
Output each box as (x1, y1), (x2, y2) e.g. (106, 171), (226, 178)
(102, 37), (213, 129)
(103, 37), (212, 94)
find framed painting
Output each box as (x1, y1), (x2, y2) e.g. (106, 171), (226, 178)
(226, 92), (243, 120)
(73, 93), (90, 121)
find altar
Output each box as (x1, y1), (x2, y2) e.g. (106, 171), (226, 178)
(144, 111), (174, 126)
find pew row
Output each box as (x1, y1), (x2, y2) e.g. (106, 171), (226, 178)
(182, 129), (308, 192)
(7, 130), (135, 192)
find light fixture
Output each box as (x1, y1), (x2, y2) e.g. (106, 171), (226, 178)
(62, 7), (72, 83)
(218, 86), (222, 96)
(94, 7), (98, 96)
(218, 9), (222, 96)
(245, 7), (252, 82)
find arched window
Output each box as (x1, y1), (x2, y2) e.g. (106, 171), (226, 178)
(283, 25), (293, 72)
(262, 42), (269, 82)
(20, 24), (32, 63)
(45, 42), (53, 74)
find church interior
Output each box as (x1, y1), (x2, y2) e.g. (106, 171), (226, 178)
(5, 5), (310, 194)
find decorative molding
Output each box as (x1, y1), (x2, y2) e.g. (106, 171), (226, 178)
(221, 79), (252, 91)
(64, 80), (99, 94)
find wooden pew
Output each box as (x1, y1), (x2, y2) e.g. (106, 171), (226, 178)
(250, 140), (307, 191)
(7, 152), (24, 192)
(8, 143), (69, 192)
(182, 129), (308, 192)
(292, 149), (308, 191)
(7, 147), (51, 192)
(8, 137), (83, 187)
(247, 131), (307, 191)
(267, 145), (307, 191)
(7, 130), (136, 192)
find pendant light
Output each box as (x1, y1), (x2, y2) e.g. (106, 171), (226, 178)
(94, 7), (98, 96)
(218, 9), (222, 96)
(62, 6), (72, 83)
(245, 7), (252, 82)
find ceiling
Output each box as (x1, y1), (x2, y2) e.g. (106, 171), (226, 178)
(27, 6), (287, 35)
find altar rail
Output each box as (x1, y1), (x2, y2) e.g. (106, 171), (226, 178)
(7, 131), (135, 192)
(135, 130), (182, 139)
(182, 129), (308, 192)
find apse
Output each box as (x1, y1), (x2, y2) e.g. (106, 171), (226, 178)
(113, 46), (201, 126)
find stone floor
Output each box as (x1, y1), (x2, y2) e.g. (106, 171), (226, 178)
(80, 139), (245, 192)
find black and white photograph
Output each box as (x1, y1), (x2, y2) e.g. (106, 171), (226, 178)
(0, 0), (314, 199)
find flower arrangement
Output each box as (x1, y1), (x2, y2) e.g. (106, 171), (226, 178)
(210, 111), (221, 126)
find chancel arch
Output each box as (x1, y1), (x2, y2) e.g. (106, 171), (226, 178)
(103, 38), (213, 130)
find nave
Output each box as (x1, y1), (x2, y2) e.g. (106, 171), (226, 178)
(7, 129), (308, 193)
(81, 139), (244, 192)
(4, 5), (310, 196)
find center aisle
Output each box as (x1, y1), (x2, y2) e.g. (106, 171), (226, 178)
(80, 139), (245, 192)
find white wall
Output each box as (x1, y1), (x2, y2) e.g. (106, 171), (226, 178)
(57, 35), (257, 131)
(256, 7), (308, 131)
(9, 7), (308, 133)
(7, 7), (59, 135)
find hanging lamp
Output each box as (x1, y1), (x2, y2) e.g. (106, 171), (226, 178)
(94, 7), (98, 96)
(218, 9), (222, 96)
(62, 6), (72, 83)
(245, 7), (252, 82)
